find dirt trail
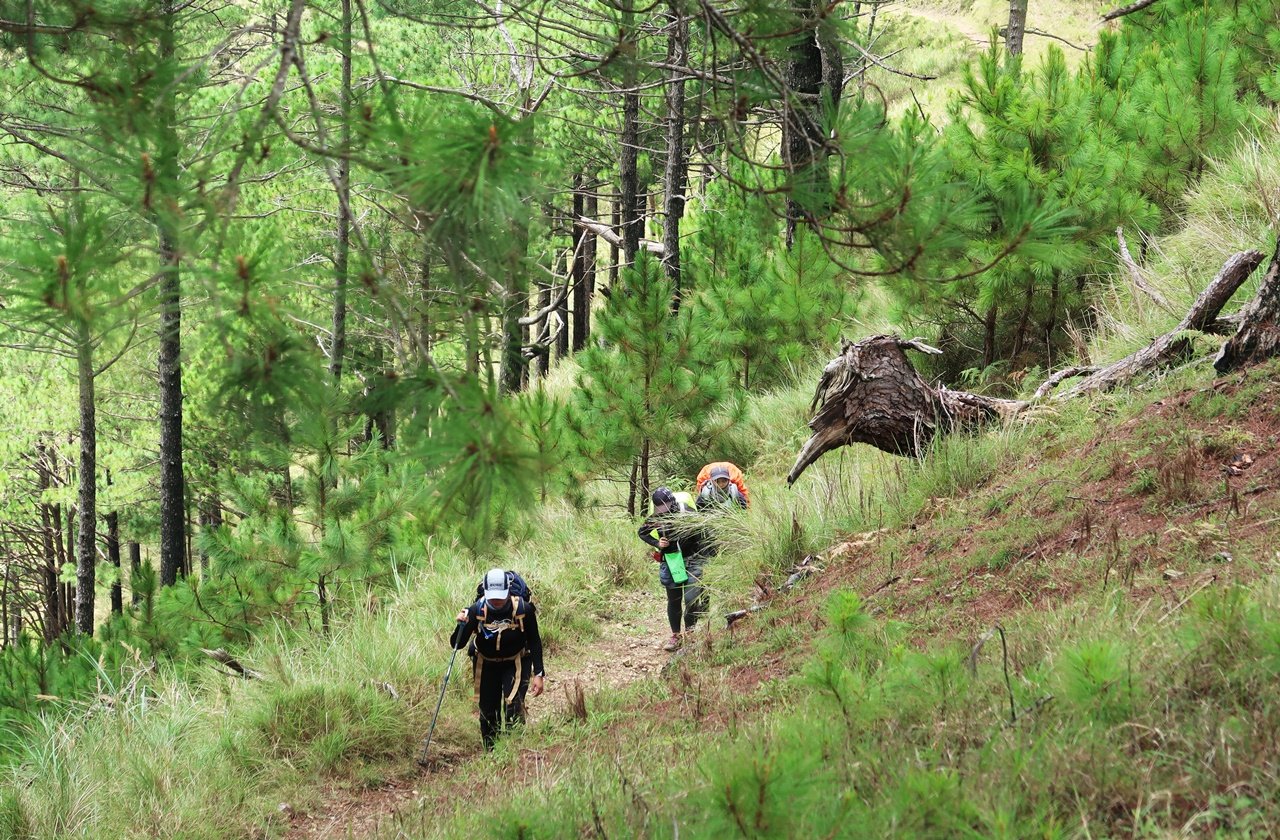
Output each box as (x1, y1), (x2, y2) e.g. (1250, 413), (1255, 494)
(281, 601), (673, 839)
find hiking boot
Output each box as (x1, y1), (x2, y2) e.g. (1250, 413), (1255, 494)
(661, 634), (681, 651)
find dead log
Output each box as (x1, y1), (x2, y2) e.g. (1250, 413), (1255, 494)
(1116, 227), (1174, 315)
(788, 249), (1265, 484)
(575, 215), (664, 257)
(1055, 248), (1264, 397)
(201, 647), (263, 680)
(1215, 240), (1280, 373)
(787, 335), (1027, 484)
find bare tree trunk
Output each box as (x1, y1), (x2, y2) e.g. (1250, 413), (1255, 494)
(106, 472), (121, 616)
(609, 195), (621, 294)
(578, 188), (598, 347)
(64, 506), (76, 627)
(129, 542), (142, 607)
(662, 4), (689, 306)
(555, 231), (570, 361)
(788, 335), (1026, 483)
(571, 176), (587, 349)
(982, 304), (998, 368)
(501, 224), (530, 393)
(620, 0), (643, 268)
(784, 0), (844, 248)
(1006, 0), (1028, 59)
(329, 0), (353, 381)
(536, 279), (551, 377)
(37, 443), (58, 641)
(627, 455), (639, 518)
(74, 319), (97, 634)
(157, 8), (186, 589)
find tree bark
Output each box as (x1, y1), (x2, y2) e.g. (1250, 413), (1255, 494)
(106, 509), (122, 615)
(1215, 240), (1280, 373)
(500, 223), (530, 393)
(571, 176), (588, 349)
(576, 188), (598, 348)
(661, 4), (689, 304)
(37, 443), (58, 641)
(75, 319), (97, 634)
(1006, 0), (1028, 58)
(619, 0), (643, 268)
(783, 0), (824, 248)
(129, 542), (142, 607)
(157, 8), (186, 588)
(329, 0), (353, 381)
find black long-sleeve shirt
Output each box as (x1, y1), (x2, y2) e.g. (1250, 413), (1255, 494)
(450, 598), (545, 676)
(637, 511), (714, 560)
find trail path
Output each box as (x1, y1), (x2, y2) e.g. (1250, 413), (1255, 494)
(282, 599), (673, 839)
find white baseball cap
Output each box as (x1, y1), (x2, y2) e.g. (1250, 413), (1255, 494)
(483, 568), (509, 599)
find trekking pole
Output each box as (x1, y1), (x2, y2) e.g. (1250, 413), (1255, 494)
(416, 632), (463, 767)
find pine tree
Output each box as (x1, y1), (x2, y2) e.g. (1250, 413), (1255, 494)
(570, 253), (725, 514)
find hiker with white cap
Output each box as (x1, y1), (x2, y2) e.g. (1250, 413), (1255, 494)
(450, 568), (545, 750)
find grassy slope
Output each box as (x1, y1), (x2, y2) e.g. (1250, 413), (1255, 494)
(7, 6), (1280, 840)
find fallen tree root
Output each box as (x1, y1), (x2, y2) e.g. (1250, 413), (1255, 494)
(788, 247), (1267, 484)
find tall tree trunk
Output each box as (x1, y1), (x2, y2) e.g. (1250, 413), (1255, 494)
(581, 188), (598, 344)
(536, 279), (551, 378)
(627, 454), (639, 518)
(639, 435), (651, 516)
(74, 320), (97, 634)
(500, 224), (530, 394)
(554, 226), (570, 361)
(982, 304), (998, 368)
(571, 176), (588, 350)
(129, 542), (142, 607)
(662, 4), (689, 306)
(37, 443), (58, 641)
(1010, 279), (1035, 362)
(157, 8), (186, 588)
(330, 0), (353, 381)
(106, 509), (122, 615)
(64, 506), (76, 629)
(609, 195), (621, 294)
(1006, 0), (1028, 59)
(784, 0), (841, 248)
(619, 0), (643, 268)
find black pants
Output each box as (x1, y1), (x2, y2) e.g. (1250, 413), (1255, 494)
(476, 654), (533, 750)
(666, 582), (708, 634)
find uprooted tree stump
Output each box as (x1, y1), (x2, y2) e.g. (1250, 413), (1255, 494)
(788, 245), (1272, 485)
(786, 335), (1026, 484)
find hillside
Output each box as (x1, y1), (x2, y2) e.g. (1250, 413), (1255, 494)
(278, 356), (1280, 838)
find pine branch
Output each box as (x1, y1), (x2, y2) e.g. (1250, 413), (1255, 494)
(1102, 0), (1163, 21)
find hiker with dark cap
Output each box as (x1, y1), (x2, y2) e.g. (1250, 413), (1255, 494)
(638, 487), (714, 651)
(450, 568), (545, 750)
(697, 464), (748, 510)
